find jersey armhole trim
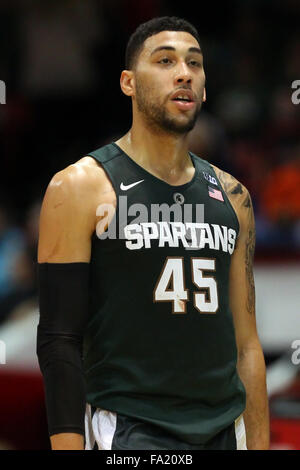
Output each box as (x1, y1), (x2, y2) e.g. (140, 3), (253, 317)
(207, 163), (241, 239)
(86, 153), (121, 241)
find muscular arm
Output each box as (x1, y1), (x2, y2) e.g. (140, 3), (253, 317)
(214, 166), (270, 450)
(38, 159), (100, 450)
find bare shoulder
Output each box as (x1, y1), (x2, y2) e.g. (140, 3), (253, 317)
(38, 156), (113, 262)
(211, 163), (254, 229)
(43, 156), (113, 210)
(39, 156), (115, 239)
(47, 156), (106, 195)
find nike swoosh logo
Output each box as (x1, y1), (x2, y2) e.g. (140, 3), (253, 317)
(120, 179), (144, 191)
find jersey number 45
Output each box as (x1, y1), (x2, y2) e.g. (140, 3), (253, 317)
(153, 257), (218, 314)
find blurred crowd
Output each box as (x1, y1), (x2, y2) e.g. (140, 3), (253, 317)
(0, 0), (299, 324)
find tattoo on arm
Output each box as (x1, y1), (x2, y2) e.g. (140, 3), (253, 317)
(231, 183), (243, 195)
(215, 169), (237, 194)
(243, 193), (251, 208)
(214, 166), (256, 315)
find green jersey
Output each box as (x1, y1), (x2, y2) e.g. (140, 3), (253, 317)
(83, 142), (246, 445)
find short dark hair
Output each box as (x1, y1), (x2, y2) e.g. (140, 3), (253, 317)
(125, 16), (201, 70)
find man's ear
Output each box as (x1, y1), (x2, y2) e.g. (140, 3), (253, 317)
(120, 70), (135, 97)
(202, 87), (206, 102)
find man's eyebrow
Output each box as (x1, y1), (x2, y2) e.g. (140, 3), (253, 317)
(150, 45), (202, 55)
(188, 47), (202, 55)
(150, 46), (176, 55)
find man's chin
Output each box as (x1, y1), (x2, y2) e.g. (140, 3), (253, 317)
(162, 114), (198, 134)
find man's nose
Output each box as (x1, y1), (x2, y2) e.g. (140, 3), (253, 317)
(174, 61), (192, 85)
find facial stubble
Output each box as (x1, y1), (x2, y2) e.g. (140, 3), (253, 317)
(135, 78), (202, 135)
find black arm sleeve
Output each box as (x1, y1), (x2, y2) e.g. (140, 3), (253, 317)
(36, 262), (90, 437)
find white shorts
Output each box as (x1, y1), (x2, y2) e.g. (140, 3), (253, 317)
(84, 404), (247, 450)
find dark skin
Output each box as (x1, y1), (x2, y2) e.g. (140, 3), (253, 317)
(38, 30), (269, 450)
(215, 169), (256, 316)
(213, 166), (269, 449)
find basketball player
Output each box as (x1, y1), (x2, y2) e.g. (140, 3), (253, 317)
(37, 17), (269, 450)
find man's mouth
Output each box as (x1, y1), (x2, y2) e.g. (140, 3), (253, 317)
(172, 94), (193, 102)
(171, 100), (196, 111)
(170, 89), (196, 110)
(171, 89), (195, 103)
(170, 90), (196, 111)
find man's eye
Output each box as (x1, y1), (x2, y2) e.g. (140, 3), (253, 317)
(159, 58), (171, 64)
(189, 60), (202, 67)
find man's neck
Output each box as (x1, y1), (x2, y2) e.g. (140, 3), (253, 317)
(115, 124), (194, 185)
